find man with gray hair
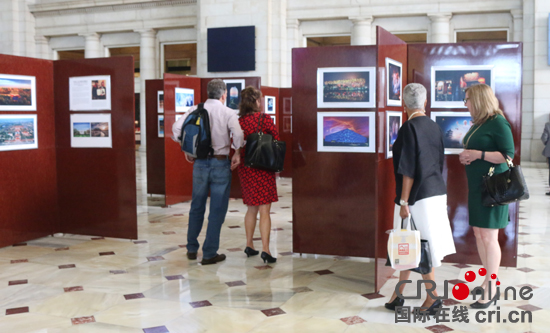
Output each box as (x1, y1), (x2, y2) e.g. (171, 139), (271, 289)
(172, 79), (244, 265)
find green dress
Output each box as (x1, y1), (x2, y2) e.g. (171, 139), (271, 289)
(463, 114), (514, 229)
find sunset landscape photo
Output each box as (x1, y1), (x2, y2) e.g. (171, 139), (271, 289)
(0, 77), (33, 107)
(323, 116), (370, 147)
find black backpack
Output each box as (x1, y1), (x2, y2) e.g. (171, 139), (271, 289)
(178, 103), (213, 159)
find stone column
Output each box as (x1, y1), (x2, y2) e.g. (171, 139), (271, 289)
(80, 33), (103, 58)
(136, 29), (158, 152)
(428, 13), (452, 43)
(286, 19), (300, 87)
(511, 9), (523, 42)
(34, 35), (50, 60)
(350, 16), (373, 45)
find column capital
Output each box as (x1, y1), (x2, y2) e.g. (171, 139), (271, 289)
(286, 19), (300, 29)
(134, 29), (157, 37)
(78, 32), (100, 39)
(349, 16), (373, 25)
(427, 13), (452, 23)
(511, 9), (523, 19)
(34, 35), (48, 43)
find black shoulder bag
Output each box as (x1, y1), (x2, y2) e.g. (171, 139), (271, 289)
(244, 114), (286, 172)
(481, 152), (529, 207)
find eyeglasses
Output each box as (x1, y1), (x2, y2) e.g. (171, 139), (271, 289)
(463, 98), (469, 104)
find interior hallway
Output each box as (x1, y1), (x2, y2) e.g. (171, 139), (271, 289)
(0, 152), (548, 332)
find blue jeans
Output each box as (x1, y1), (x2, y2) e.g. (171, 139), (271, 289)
(187, 158), (232, 259)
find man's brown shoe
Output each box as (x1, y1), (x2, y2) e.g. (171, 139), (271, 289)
(200, 254), (226, 265)
(186, 252), (197, 260)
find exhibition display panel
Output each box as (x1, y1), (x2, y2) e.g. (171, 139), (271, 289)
(291, 27), (523, 292)
(0, 54), (138, 247)
(408, 42), (523, 267)
(279, 88), (293, 178)
(145, 79), (166, 196)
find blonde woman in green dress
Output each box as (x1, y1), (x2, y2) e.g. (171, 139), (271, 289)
(458, 84), (514, 309)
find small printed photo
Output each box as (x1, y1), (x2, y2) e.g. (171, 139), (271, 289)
(73, 122), (91, 137)
(91, 80), (107, 100)
(175, 88), (194, 112)
(317, 112), (376, 153)
(223, 80), (245, 110)
(317, 67), (376, 108)
(265, 96), (276, 114)
(270, 115), (276, 125)
(386, 111), (402, 159)
(0, 77), (33, 107)
(431, 66), (494, 108)
(386, 58), (402, 107)
(283, 97), (292, 114)
(158, 91), (164, 113)
(283, 116), (291, 133)
(158, 115), (165, 138)
(0, 115), (38, 151)
(91, 122), (109, 137)
(431, 112), (473, 154)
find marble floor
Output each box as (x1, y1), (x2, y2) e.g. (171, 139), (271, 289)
(0, 152), (549, 333)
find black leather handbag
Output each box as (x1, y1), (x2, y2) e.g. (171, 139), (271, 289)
(244, 114), (286, 172)
(385, 217), (432, 275)
(481, 152), (529, 207)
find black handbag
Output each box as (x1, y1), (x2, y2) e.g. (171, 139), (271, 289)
(481, 152), (529, 207)
(244, 114), (286, 172)
(385, 217), (432, 275)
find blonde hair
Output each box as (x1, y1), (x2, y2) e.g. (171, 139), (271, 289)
(465, 84), (504, 124)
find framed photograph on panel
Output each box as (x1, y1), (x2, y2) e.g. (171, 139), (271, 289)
(270, 115), (276, 125)
(317, 67), (376, 108)
(283, 116), (291, 133)
(157, 91), (164, 113)
(158, 115), (165, 138)
(70, 113), (112, 148)
(223, 79), (245, 110)
(386, 111), (402, 159)
(0, 114), (38, 151)
(283, 97), (292, 114)
(265, 96), (276, 114)
(317, 112), (376, 153)
(0, 74), (37, 111)
(430, 111), (473, 154)
(175, 87), (194, 112)
(69, 75), (111, 111)
(431, 65), (494, 108)
(386, 58), (402, 107)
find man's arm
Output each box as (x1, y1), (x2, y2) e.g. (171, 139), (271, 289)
(228, 113), (244, 150)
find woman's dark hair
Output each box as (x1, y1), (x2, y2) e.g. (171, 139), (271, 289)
(238, 86), (262, 117)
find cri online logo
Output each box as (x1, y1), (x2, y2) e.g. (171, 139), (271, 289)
(396, 268), (534, 301)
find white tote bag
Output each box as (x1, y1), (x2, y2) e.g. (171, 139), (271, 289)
(387, 216), (421, 271)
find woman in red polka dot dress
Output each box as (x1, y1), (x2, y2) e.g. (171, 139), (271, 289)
(238, 87), (279, 264)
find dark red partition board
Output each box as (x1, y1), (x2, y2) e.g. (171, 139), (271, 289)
(292, 46), (378, 257)
(279, 88), (293, 178)
(375, 27), (407, 291)
(163, 74), (201, 206)
(145, 79), (165, 195)
(0, 54), (58, 247)
(408, 43), (523, 267)
(54, 57), (137, 239)
(200, 77), (261, 199)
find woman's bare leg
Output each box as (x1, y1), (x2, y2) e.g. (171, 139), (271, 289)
(421, 268), (438, 308)
(258, 203), (272, 254)
(477, 228), (501, 303)
(473, 227), (489, 289)
(389, 270), (412, 302)
(245, 205), (259, 249)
